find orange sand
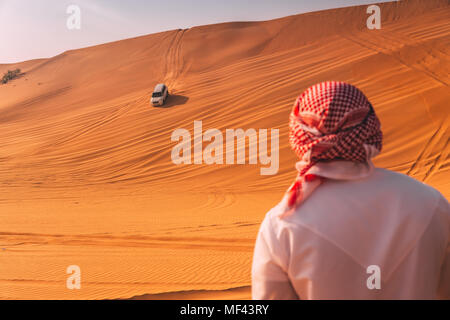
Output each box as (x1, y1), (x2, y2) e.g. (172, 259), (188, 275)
(0, 0), (449, 299)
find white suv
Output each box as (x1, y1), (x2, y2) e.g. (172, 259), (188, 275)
(151, 83), (169, 106)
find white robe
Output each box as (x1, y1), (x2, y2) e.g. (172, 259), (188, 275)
(252, 165), (450, 300)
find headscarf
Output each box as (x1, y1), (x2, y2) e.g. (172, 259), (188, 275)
(281, 81), (383, 218)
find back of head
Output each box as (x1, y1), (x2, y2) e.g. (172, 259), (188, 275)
(289, 81), (383, 165)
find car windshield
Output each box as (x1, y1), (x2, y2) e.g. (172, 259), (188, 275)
(152, 92), (162, 98)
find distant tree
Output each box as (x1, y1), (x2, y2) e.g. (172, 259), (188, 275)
(1, 69), (21, 84)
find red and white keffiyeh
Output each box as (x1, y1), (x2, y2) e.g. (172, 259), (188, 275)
(281, 81), (383, 218)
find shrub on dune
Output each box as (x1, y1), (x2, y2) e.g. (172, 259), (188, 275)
(1, 69), (21, 84)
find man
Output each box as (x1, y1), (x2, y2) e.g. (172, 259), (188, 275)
(252, 81), (450, 299)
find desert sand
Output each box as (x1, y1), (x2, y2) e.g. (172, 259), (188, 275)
(0, 0), (449, 299)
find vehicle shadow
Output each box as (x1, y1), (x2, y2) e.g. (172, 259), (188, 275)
(156, 94), (189, 108)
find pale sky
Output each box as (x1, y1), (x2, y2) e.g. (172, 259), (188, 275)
(0, 0), (395, 64)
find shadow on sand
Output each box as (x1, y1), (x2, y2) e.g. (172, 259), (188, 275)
(154, 94), (189, 109)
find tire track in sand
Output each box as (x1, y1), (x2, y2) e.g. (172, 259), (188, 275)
(406, 117), (449, 182)
(164, 29), (186, 90)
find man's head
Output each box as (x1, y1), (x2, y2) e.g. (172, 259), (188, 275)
(289, 81), (383, 166)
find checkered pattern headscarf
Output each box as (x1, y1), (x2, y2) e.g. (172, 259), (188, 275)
(285, 81), (383, 212)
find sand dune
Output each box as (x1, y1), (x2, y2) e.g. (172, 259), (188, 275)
(0, 0), (449, 299)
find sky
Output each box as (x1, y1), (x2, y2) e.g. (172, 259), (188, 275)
(0, 0), (395, 64)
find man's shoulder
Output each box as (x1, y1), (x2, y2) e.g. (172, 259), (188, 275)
(373, 167), (426, 184)
(372, 167), (443, 199)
